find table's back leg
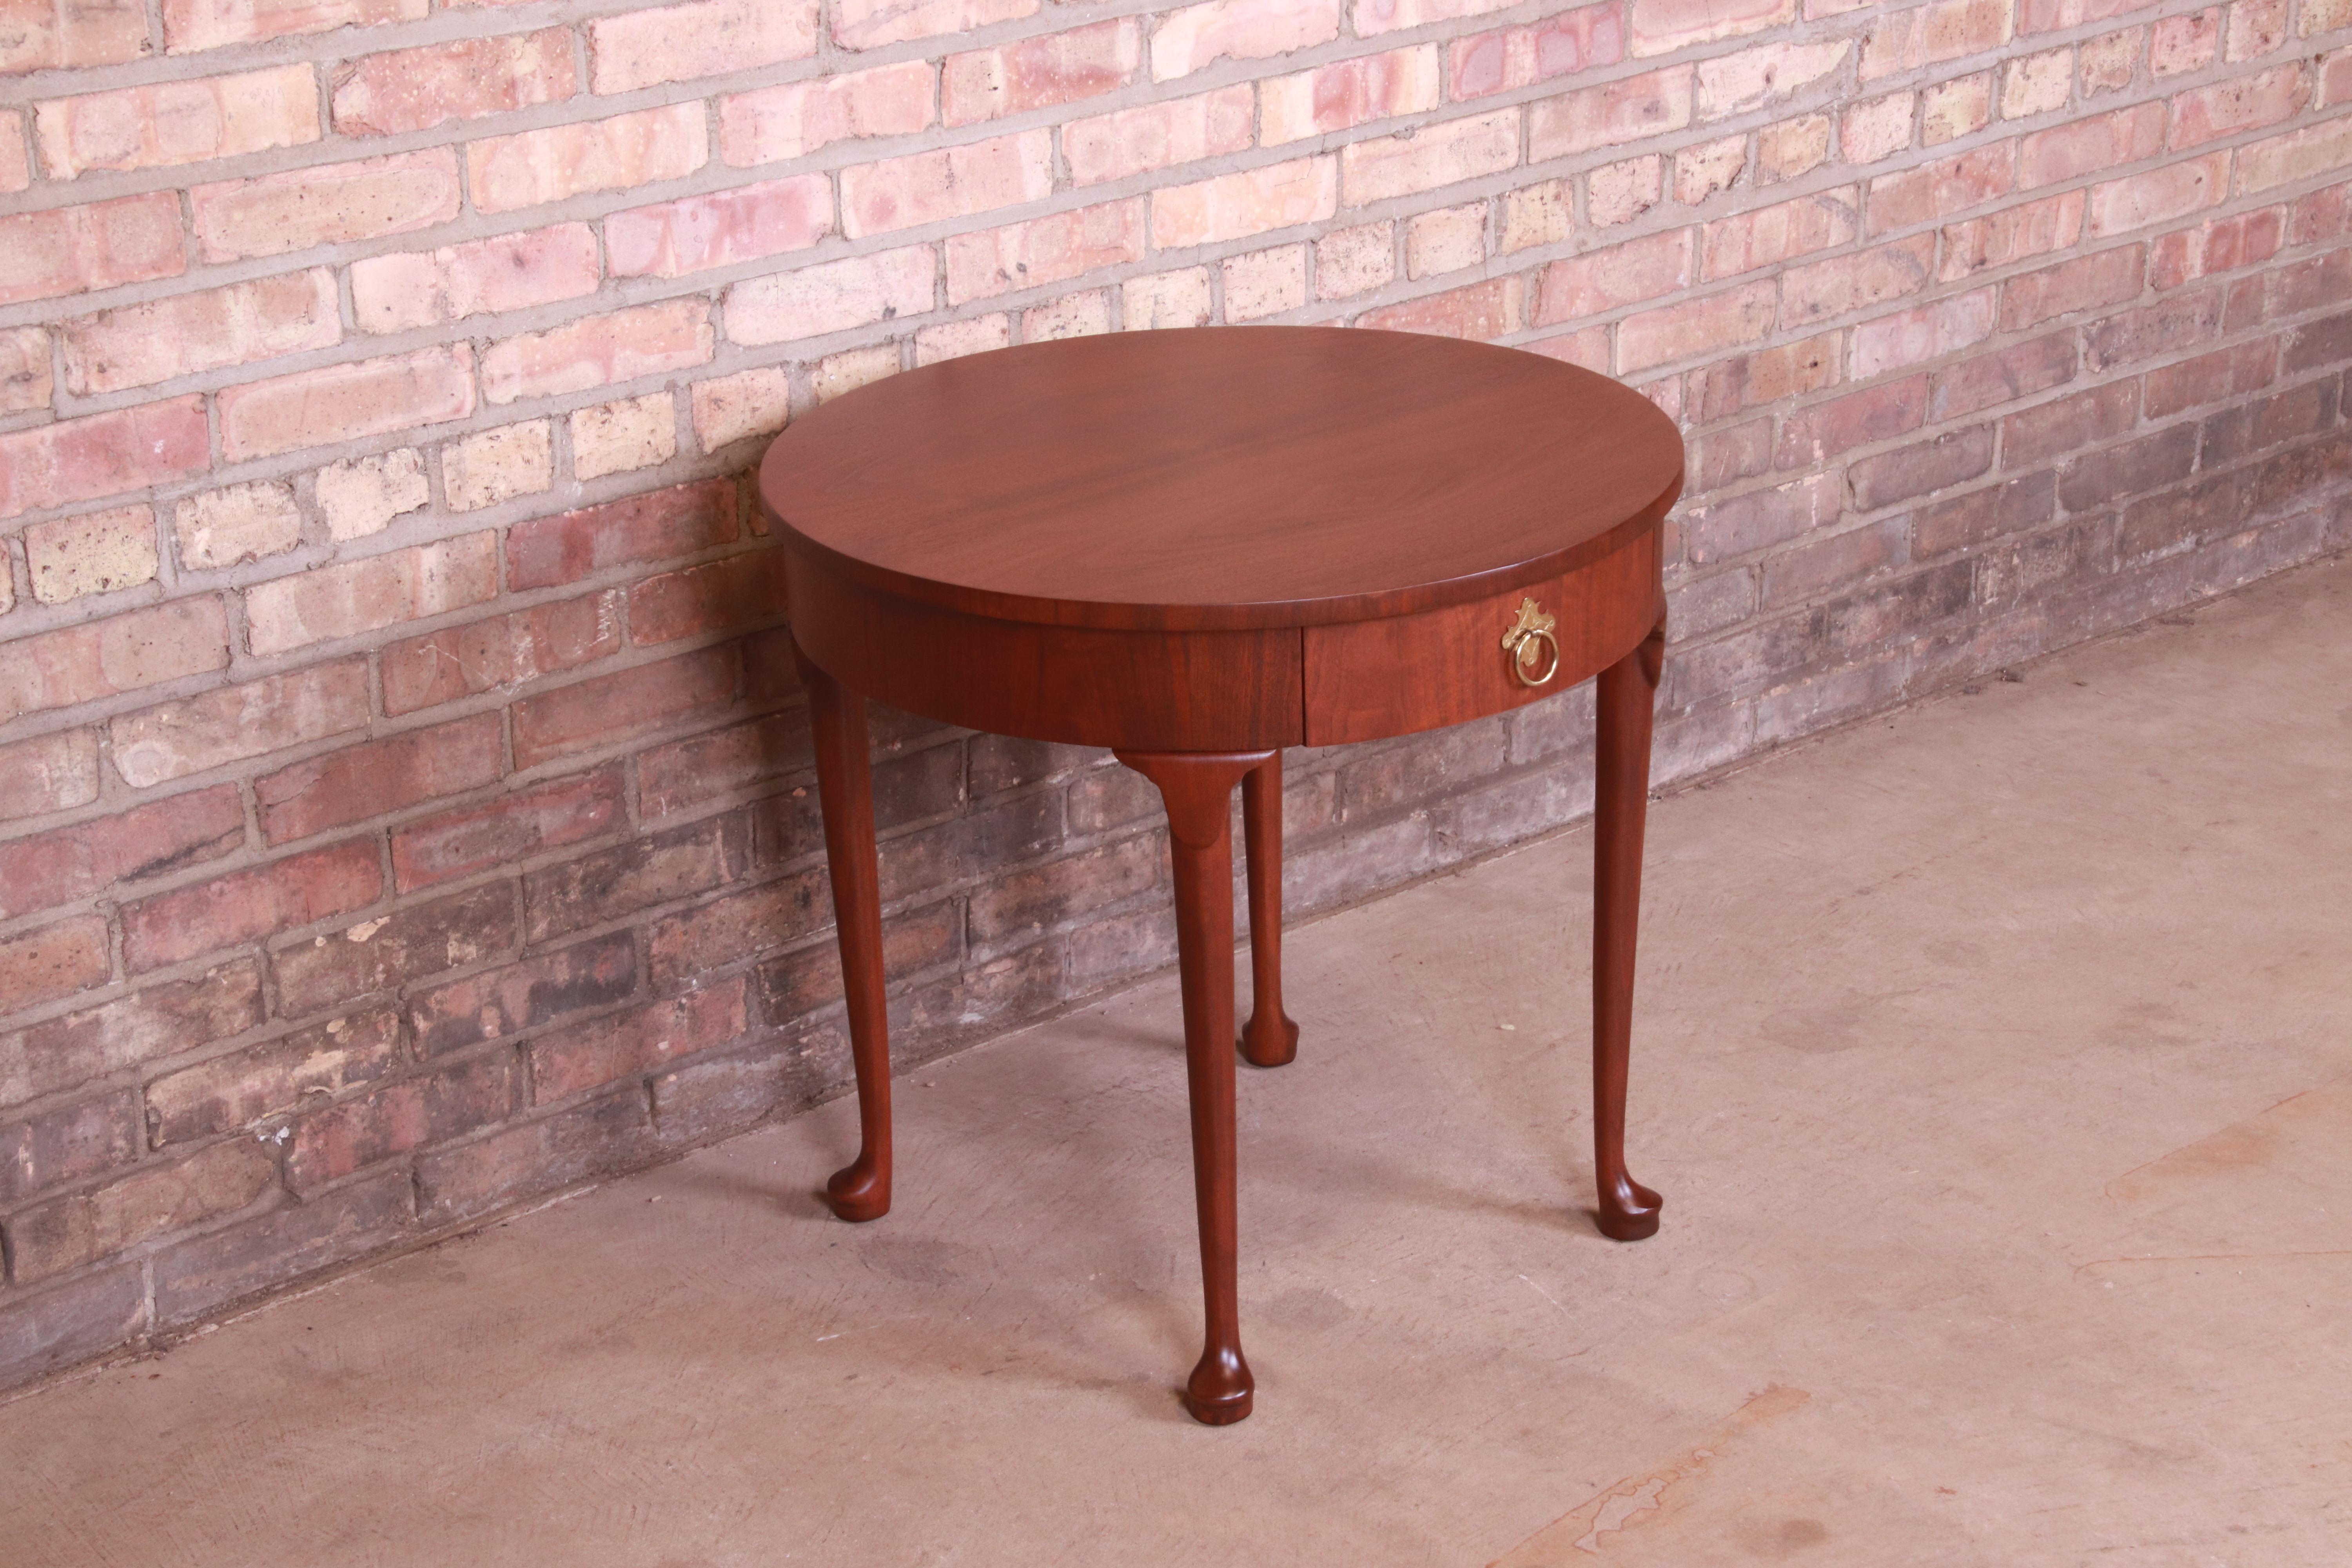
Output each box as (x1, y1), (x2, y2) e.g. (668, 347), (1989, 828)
(797, 643), (893, 1223)
(1593, 620), (1666, 1242)
(1118, 748), (1273, 1425)
(1240, 751), (1300, 1069)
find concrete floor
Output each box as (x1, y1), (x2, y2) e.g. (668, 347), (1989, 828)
(8, 557), (2351, 1567)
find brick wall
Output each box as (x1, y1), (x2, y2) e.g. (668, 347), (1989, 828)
(4, 0), (2351, 1389)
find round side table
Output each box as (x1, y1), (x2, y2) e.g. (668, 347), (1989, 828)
(759, 326), (1685, 1425)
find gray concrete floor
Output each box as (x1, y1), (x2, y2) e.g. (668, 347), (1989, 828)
(8, 557), (2351, 1567)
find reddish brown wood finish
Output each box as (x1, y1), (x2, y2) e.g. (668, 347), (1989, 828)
(759, 327), (1686, 1426)
(1240, 753), (1298, 1069)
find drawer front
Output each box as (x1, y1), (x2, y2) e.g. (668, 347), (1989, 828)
(1301, 526), (1661, 746)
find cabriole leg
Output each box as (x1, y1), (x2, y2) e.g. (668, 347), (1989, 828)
(1592, 620), (1666, 1242)
(1240, 751), (1299, 1069)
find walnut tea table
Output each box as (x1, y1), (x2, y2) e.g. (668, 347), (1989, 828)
(758, 326), (1685, 1425)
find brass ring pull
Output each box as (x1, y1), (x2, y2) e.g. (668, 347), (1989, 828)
(1501, 597), (1560, 688)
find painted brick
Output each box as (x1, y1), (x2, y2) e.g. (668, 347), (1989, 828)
(146, 1006), (399, 1145)
(1851, 287), (1997, 379)
(1999, 244), (2143, 331)
(0, 1091), (139, 1208)
(123, 839), (381, 972)
(2019, 103), (2164, 189)
(607, 176), (833, 279)
(1065, 87), (1253, 184)
(0, 784), (242, 922)
(1534, 228), (1693, 323)
(272, 883), (519, 1018)
(1528, 66), (1693, 161)
(1449, 7), (1621, 100)
(725, 245), (935, 344)
(1341, 109), (1517, 207)
(508, 480), (738, 592)
(245, 534), (498, 656)
(1619, 280), (1775, 372)
(0, 193), (184, 308)
(110, 660), (370, 789)
(572, 394), (677, 482)
(720, 62), (935, 167)
(1940, 189), (2083, 279)
(691, 367), (793, 452)
(1263, 47), (1440, 144)
(1699, 38), (1850, 122)
(0, 327), (49, 413)
(1702, 190), (1855, 279)
(36, 64), (318, 179)
(62, 269), (340, 395)
(479, 299), (712, 406)
(317, 450), (429, 542)
(0, 599), (229, 729)
(163, 0), (423, 53)
(393, 766), (628, 892)
(945, 19), (1138, 125)
(511, 646), (739, 769)
(0, 731), (102, 824)
(467, 105), (707, 217)
(2088, 152), (2227, 238)
(833, 0), (1036, 51)
(1859, 0), (2012, 81)
(256, 713), (503, 845)
(523, 812), (750, 941)
(442, 422), (553, 512)
(25, 505), (157, 605)
(1152, 0), (1340, 82)
(409, 932), (634, 1054)
(1153, 157), (1338, 248)
(219, 346), (475, 463)
(590, 0), (818, 94)
(0, 960), (262, 1109)
(8, 1138), (275, 1285)
(1781, 236), (1935, 327)
(285, 1053), (516, 1194)
(191, 150), (462, 263)
(352, 225), (601, 334)
(0, 0), (148, 73)
(840, 130), (1053, 238)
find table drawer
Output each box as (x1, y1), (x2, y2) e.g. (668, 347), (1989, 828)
(1301, 527), (1661, 746)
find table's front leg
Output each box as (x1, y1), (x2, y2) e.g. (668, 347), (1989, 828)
(1240, 752), (1299, 1069)
(1592, 620), (1666, 1242)
(1117, 748), (1274, 1425)
(796, 644), (893, 1223)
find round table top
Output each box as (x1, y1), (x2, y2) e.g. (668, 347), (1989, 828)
(759, 326), (1684, 633)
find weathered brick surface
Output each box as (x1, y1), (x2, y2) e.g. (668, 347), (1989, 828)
(6, 0), (2352, 1392)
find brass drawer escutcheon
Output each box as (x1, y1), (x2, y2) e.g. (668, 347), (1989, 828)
(1501, 597), (1560, 687)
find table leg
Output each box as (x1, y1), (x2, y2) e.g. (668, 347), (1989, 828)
(1117, 748), (1273, 1425)
(1593, 620), (1666, 1242)
(796, 643), (893, 1223)
(1240, 752), (1299, 1069)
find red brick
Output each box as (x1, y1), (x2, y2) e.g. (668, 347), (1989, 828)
(0, 1091), (139, 1207)
(1776, 377), (1929, 470)
(2144, 340), (2275, 420)
(632, 713), (806, 820)
(146, 1007), (401, 1145)
(1152, 157), (1336, 249)
(2200, 379), (2338, 466)
(1849, 425), (1995, 510)
(62, 270), (340, 397)
(1150, 0), (1340, 81)
(1449, 5), (1621, 100)
(1684, 472), (1838, 563)
(1619, 280), (1775, 372)
(0, 325), (47, 412)
(330, 29), (573, 137)
(2264, 249), (2352, 319)
(833, 0), (1036, 50)
(1689, 417), (1771, 495)
(590, 0), (817, 93)
(512, 646), (740, 770)
(191, 149), (461, 263)
(0, 731), (101, 824)
(381, 593), (622, 717)
(0, 785), (243, 922)
(2169, 64), (2308, 150)
(1528, 65), (1693, 160)
(756, 905), (958, 1021)
(351, 225), (601, 334)
(1760, 519), (1906, 609)
(1781, 235), (1935, 327)
(0, 915), (111, 1014)
(524, 811), (751, 942)
(724, 244), (936, 344)
(1910, 470), (2058, 557)
(2089, 151), (2227, 237)
(2083, 288), (2222, 371)
(163, 0), (422, 52)
(1859, 0), (2012, 80)
(123, 839), (382, 973)
(529, 980), (748, 1102)
(2151, 207), (2284, 289)
(945, 200), (1146, 305)
(479, 299), (711, 406)
(1063, 87), (1254, 183)
(0, 396), (209, 521)
(2238, 120), (2352, 196)
(607, 177), (833, 280)
(1531, 230), (1690, 327)
(1851, 288), (1996, 378)
(1928, 331), (2076, 420)
(8, 1138), (276, 1284)
(408, 933), (635, 1056)
(0, 0), (148, 73)
(151, 1166), (412, 1328)
(1866, 144), (2013, 233)
(1628, 0), (1791, 55)
(467, 105), (708, 216)
(219, 347), (475, 463)
(414, 1090), (654, 1225)
(110, 660), (370, 790)
(508, 479), (738, 592)
(244, 534), (497, 657)
(285, 1054), (516, 1194)
(34, 64), (319, 178)
(720, 62), (935, 167)
(1341, 109), (1517, 206)
(628, 550), (792, 644)
(394, 766), (628, 893)
(1939, 189), (2084, 279)
(1689, 332), (1840, 421)
(2002, 381), (2139, 467)
(2058, 424), (2197, 511)
(2018, 0), (2138, 32)
(840, 130), (1053, 239)
(1701, 38), (1852, 122)
(254, 715), (501, 848)
(0, 193), (182, 308)
(1351, 0), (1514, 36)
(1999, 244), (2144, 330)
(0, 599), (229, 729)
(2018, 103), (2164, 188)
(0, 960), (262, 1108)
(2148, 8), (2217, 74)
(1357, 277), (1521, 339)
(945, 19), (1138, 125)
(646, 870), (825, 985)
(273, 883), (518, 1018)
(1702, 190), (1856, 279)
